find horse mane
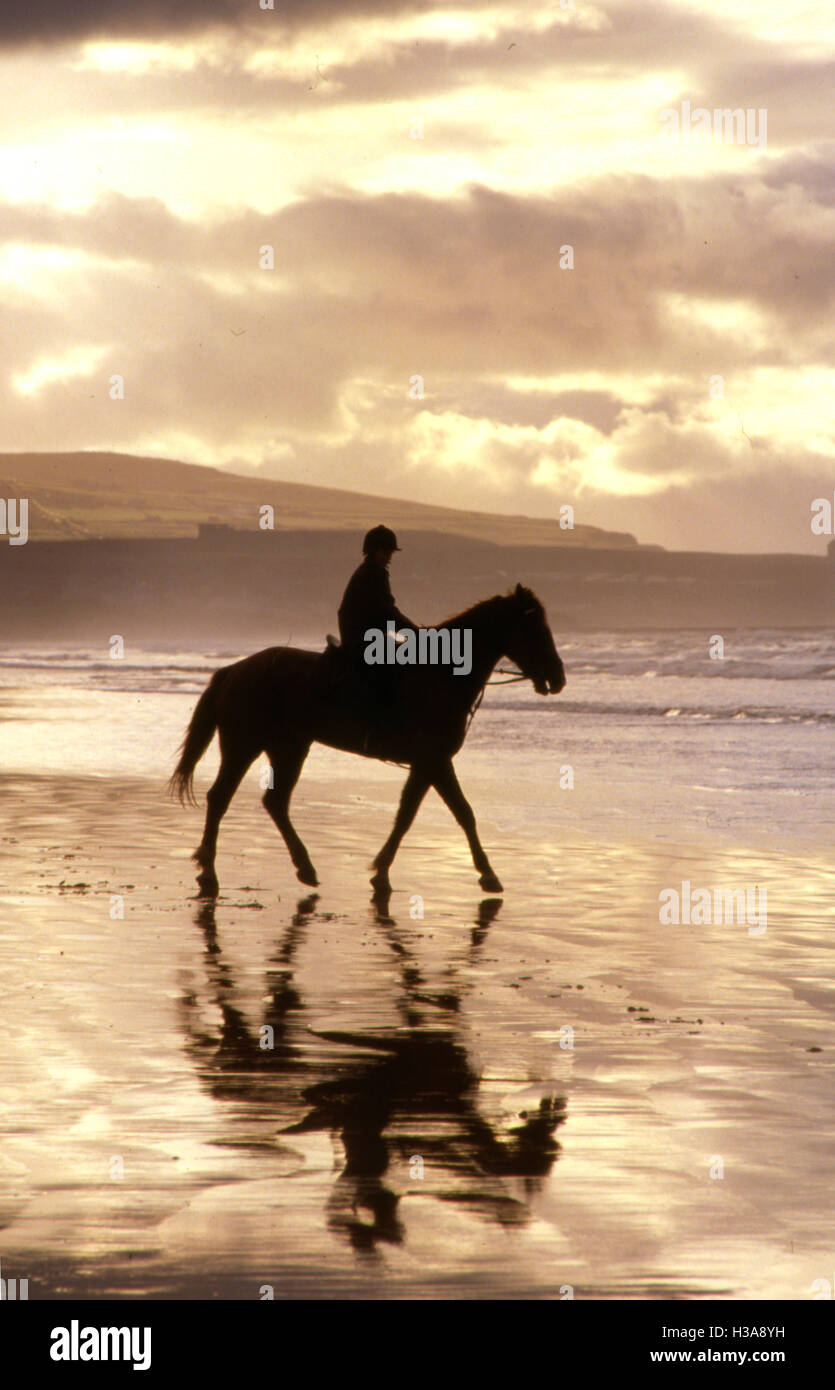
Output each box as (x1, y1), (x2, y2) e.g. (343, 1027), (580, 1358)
(435, 586), (542, 630)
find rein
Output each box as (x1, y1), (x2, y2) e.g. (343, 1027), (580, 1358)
(487, 668), (526, 685)
(465, 685), (486, 737)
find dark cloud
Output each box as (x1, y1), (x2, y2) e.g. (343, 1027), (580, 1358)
(0, 0), (459, 49)
(0, 0), (245, 47)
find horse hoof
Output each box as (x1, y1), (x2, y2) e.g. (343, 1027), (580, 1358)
(371, 884), (392, 911)
(479, 871), (504, 893)
(296, 865), (319, 887)
(196, 871), (219, 899)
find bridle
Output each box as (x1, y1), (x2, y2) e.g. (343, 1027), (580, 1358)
(487, 668), (526, 685)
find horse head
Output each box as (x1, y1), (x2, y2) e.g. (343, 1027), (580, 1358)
(502, 585), (566, 695)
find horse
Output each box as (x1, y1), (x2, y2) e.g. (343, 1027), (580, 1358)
(169, 584), (565, 897)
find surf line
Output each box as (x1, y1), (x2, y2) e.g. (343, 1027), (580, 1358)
(364, 620), (473, 676)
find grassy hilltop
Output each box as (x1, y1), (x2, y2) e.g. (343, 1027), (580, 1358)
(0, 451), (645, 550)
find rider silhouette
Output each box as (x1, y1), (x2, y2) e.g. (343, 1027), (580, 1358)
(338, 526), (417, 652)
(329, 525), (418, 725)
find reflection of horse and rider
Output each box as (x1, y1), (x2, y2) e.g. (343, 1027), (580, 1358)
(184, 892), (567, 1260)
(171, 527), (566, 897)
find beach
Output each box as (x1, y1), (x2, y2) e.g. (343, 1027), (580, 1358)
(1, 639), (834, 1300)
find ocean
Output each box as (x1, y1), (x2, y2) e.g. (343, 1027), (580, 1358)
(1, 629), (833, 847)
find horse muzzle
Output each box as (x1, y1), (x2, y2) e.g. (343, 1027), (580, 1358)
(531, 658), (566, 695)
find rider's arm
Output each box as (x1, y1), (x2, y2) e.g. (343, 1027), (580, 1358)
(390, 604), (418, 633)
(378, 567), (419, 633)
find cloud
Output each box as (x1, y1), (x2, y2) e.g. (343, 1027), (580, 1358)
(0, 168), (830, 475)
(763, 142), (835, 207)
(0, 0), (245, 47)
(427, 384), (626, 434)
(1, 2), (832, 553)
(0, 0), (467, 49)
(4, 160), (831, 352)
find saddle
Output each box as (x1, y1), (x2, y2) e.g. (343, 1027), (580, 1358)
(321, 633), (346, 679)
(319, 635), (359, 697)
(319, 635), (399, 726)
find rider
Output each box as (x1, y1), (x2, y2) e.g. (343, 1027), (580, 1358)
(339, 526), (417, 651)
(332, 525), (419, 723)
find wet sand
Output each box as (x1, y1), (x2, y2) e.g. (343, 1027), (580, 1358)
(1, 768), (834, 1299)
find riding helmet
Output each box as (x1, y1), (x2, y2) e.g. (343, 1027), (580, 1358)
(363, 524), (401, 554)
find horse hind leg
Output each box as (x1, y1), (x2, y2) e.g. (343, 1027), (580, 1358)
(194, 747), (252, 898)
(262, 743), (317, 886)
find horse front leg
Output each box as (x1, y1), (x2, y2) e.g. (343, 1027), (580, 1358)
(432, 759), (503, 893)
(371, 766), (431, 892)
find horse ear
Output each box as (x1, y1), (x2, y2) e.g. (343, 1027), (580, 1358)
(514, 583), (524, 597)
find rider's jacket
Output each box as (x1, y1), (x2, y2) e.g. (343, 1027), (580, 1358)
(338, 557), (418, 658)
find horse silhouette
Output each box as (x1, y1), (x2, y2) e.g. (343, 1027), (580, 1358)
(170, 585), (565, 897)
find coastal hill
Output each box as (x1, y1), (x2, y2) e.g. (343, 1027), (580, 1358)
(0, 451), (645, 550)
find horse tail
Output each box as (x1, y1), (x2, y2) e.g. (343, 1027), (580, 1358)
(168, 669), (227, 805)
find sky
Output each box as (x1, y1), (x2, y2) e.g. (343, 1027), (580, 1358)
(1, 0), (833, 553)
